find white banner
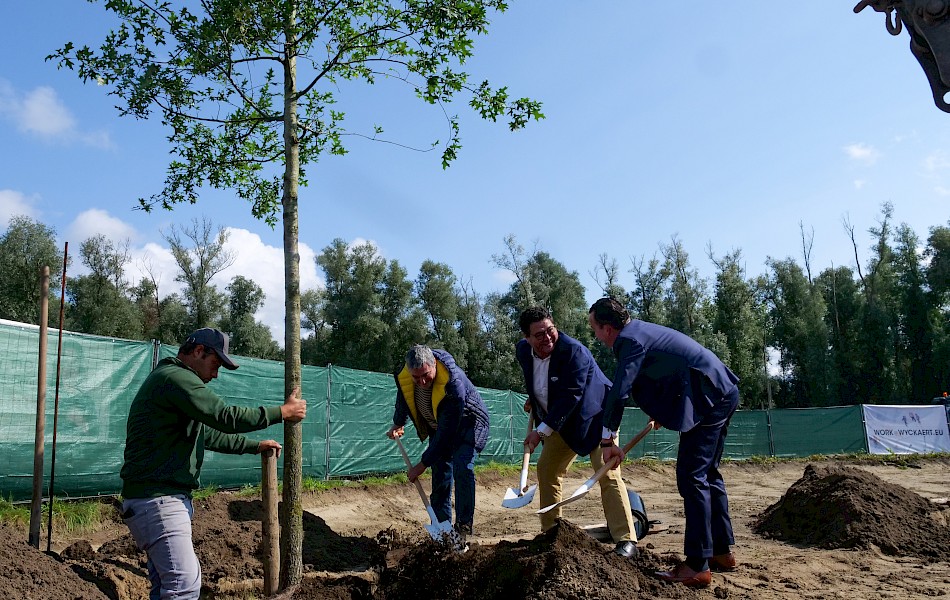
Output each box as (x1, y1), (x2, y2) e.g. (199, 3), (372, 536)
(863, 404), (950, 455)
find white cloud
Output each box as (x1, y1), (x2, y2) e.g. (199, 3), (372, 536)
(853, 179), (866, 190)
(843, 143), (880, 165)
(492, 269), (518, 286)
(213, 228), (323, 343)
(67, 218), (322, 344)
(0, 79), (113, 148)
(935, 186), (950, 197)
(924, 151), (950, 172)
(0, 189), (39, 226)
(18, 86), (76, 136)
(66, 208), (140, 245)
(127, 242), (179, 293)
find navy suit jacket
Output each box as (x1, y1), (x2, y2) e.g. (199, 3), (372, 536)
(516, 332), (612, 456)
(602, 320), (740, 433)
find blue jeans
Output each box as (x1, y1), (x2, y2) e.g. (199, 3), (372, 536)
(122, 495), (201, 600)
(676, 387), (740, 560)
(429, 439), (479, 528)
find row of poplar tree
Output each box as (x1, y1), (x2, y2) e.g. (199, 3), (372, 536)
(1, 203), (948, 409)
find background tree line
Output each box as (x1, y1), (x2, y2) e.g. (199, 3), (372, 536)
(2, 203), (948, 409)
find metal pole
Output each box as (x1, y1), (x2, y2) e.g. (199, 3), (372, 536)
(46, 242), (68, 552)
(29, 266), (50, 549)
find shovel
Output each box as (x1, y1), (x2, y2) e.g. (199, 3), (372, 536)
(394, 436), (457, 543)
(537, 420), (655, 514)
(502, 415), (538, 509)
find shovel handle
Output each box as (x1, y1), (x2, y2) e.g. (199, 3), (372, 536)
(586, 420), (656, 487)
(395, 436), (435, 514)
(519, 413), (535, 491)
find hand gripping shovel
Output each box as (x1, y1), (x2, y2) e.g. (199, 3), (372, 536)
(537, 420), (655, 514)
(502, 415), (538, 509)
(394, 436), (458, 545)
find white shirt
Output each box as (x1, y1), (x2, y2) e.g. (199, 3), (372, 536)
(532, 351), (555, 436)
(533, 348), (615, 441)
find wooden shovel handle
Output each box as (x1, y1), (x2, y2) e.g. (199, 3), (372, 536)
(395, 436), (434, 512)
(518, 413), (535, 490)
(586, 420), (656, 487)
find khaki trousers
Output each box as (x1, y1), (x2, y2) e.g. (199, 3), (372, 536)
(536, 430), (636, 543)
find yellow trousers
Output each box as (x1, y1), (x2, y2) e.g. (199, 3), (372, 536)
(536, 430), (636, 543)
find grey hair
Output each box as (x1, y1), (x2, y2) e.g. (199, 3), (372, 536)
(406, 344), (435, 370)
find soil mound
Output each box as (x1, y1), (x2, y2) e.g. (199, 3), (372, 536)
(754, 464), (950, 561)
(286, 519), (703, 600)
(94, 491), (386, 589)
(0, 522), (106, 599)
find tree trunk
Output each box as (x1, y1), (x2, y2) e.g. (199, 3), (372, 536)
(279, 5), (304, 590)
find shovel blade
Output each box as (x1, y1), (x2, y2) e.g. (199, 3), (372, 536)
(536, 484), (592, 514)
(501, 484), (537, 509)
(425, 520), (466, 551)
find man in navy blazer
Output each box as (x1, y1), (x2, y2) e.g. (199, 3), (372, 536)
(516, 306), (638, 558)
(588, 297), (740, 588)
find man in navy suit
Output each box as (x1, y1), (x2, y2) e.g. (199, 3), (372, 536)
(588, 297), (740, 588)
(516, 306), (638, 558)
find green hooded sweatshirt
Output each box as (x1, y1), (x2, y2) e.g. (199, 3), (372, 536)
(120, 357), (283, 499)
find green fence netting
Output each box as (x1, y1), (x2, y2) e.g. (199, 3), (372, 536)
(770, 405), (867, 457)
(0, 322), (154, 499)
(0, 320), (926, 500)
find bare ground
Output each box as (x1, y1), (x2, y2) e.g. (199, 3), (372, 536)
(1, 456), (948, 599)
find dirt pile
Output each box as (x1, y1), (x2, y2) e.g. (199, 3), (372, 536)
(285, 520), (703, 600)
(92, 492), (385, 592)
(754, 464), (950, 561)
(0, 522), (106, 600)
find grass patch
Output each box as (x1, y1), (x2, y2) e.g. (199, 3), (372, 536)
(0, 496), (110, 536)
(234, 484), (261, 498)
(476, 460), (521, 477)
(192, 485), (219, 501)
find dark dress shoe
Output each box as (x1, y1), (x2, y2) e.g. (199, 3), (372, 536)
(655, 562), (712, 587)
(710, 552), (737, 571)
(613, 541), (638, 559)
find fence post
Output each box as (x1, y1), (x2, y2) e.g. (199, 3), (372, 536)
(260, 449), (279, 596)
(859, 404), (869, 454)
(151, 339), (160, 370)
(29, 266), (50, 549)
(766, 408), (775, 457)
(325, 364), (332, 480)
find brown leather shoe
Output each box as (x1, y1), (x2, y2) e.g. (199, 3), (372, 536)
(655, 562), (712, 587)
(710, 552), (737, 571)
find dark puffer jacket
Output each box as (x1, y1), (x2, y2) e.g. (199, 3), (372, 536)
(393, 349), (490, 466)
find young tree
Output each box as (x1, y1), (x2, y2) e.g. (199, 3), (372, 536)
(629, 252), (668, 325)
(0, 216), (64, 324)
(846, 204), (900, 403)
(492, 237), (588, 341)
(924, 224), (950, 393)
(893, 224), (934, 402)
(709, 248), (766, 407)
(222, 275), (280, 359)
(416, 260), (468, 365)
(815, 264), (864, 405)
(660, 236), (709, 340)
(50, 1), (542, 583)
(163, 218), (235, 331)
(765, 258), (831, 407)
(67, 234), (142, 338)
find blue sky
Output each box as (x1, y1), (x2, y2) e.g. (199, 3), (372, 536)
(1, 2), (948, 341)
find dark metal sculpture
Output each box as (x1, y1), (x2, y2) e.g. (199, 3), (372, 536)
(856, 0), (950, 112)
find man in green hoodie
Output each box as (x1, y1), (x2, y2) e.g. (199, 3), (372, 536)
(119, 328), (306, 599)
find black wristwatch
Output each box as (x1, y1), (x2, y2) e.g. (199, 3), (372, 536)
(600, 440), (616, 448)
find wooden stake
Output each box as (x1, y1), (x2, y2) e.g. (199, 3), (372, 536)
(261, 448), (280, 596)
(29, 266), (50, 549)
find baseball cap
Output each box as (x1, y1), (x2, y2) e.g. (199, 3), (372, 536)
(185, 328), (239, 370)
